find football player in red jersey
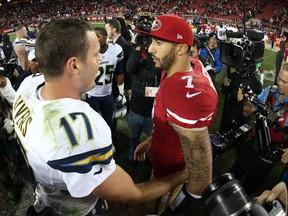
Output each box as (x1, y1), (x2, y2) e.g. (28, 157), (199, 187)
(135, 14), (218, 215)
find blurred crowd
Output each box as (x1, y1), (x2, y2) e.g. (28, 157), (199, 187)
(0, 0), (288, 32)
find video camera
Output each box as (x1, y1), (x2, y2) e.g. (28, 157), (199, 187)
(0, 58), (17, 78)
(135, 12), (154, 47)
(242, 85), (288, 163)
(220, 29), (265, 75)
(203, 173), (285, 216)
(195, 33), (209, 48)
(210, 122), (252, 155)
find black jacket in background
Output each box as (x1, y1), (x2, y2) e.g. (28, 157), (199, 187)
(275, 42), (286, 84)
(126, 48), (162, 117)
(115, 35), (132, 90)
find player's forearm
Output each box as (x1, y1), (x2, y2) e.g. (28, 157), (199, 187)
(18, 54), (28, 71)
(116, 74), (124, 85)
(132, 169), (189, 204)
(185, 131), (212, 195)
(172, 124), (213, 195)
(16, 46), (28, 71)
(144, 135), (152, 145)
(93, 165), (187, 204)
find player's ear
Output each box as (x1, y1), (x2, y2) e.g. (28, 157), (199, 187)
(177, 44), (188, 56)
(67, 57), (79, 74)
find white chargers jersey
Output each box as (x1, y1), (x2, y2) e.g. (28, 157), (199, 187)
(13, 74), (116, 215)
(216, 25), (227, 41)
(86, 43), (123, 97)
(13, 38), (34, 66)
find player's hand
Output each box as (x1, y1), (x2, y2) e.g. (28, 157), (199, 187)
(0, 76), (7, 88)
(134, 137), (152, 161)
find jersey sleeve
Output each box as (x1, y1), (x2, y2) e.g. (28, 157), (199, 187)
(49, 148), (116, 198)
(114, 44), (124, 63)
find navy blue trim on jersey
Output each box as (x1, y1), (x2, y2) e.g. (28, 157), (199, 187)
(117, 50), (124, 60)
(47, 144), (113, 174)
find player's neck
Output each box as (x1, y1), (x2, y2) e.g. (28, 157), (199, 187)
(41, 80), (80, 100)
(166, 57), (192, 78)
(113, 33), (121, 43)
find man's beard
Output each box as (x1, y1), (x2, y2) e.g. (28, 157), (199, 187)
(156, 47), (176, 71)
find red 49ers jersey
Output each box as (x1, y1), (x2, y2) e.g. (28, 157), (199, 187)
(200, 24), (216, 35)
(151, 58), (218, 178)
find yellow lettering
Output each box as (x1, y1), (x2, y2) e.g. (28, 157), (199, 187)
(13, 96), (32, 137)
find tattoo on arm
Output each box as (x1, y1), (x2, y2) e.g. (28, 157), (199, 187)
(171, 124), (212, 182)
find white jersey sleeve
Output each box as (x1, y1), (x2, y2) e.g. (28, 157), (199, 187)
(0, 78), (15, 105)
(86, 43), (123, 97)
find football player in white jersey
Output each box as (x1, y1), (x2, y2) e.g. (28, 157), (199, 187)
(85, 27), (124, 132)
(13, 25), (29, 73)
(13, 25), (36, 90)
(216, 21), (227, 47)
(13, 18), (188, 215)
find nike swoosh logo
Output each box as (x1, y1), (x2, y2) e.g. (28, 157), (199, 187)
(94, 167), (103, 175)
(186, 91), (201, 98)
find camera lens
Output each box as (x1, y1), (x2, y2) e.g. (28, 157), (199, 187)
(202, 173), (269, 216)
(220, 42), (244, 68)
(0, 64), (14, 78)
